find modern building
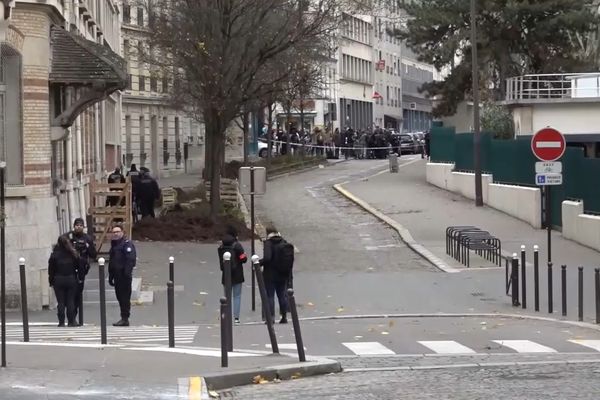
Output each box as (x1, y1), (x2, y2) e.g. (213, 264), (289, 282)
(2, 0), (126, 308)
(119, 1), (204, 177)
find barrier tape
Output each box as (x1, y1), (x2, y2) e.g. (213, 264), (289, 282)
(261, 139), (417, 152)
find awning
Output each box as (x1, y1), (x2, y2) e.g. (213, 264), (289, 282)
(50, 25), (127, 130)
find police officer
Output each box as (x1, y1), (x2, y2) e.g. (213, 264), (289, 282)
(108, 224), (137, 327)
(67, 218), (97, 324)
(138, 168), (160, 218)
(127, 164), (141, 222)
(106, 167), (126, 207)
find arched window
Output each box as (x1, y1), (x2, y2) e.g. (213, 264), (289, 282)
(0, 44), (23, 185)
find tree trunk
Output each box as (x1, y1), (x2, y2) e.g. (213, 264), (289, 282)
(242, 110), (249, 165)
(205, 111), (226, 220)
(286, 103), (292, 155)
(203, 127), (212, 181)
(267, 102), (274, 167)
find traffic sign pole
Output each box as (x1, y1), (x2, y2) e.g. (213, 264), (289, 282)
(546, 186), (552, 264)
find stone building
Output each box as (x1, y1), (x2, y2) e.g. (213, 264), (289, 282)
(2, 0), (125, 308)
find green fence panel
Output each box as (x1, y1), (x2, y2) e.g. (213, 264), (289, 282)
(454, 133), (474, 171)
(430, 126), (456, 163)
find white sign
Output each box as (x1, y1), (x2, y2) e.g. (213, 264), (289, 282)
(536, 173), (563, 186)
(239, 167), (267, 195)
(535, 161), (562, 174)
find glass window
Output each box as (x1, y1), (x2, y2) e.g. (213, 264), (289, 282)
(0, 45), (23, 185)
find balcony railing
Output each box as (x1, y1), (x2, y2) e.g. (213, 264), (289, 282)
(505, 73), (600, 102)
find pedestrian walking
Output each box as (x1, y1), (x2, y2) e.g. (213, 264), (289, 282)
(48, 235), (81, 327)
(127, 164), (141, 223)
(218, 226), (248, 324)
(67, 218), (97, 323)
(108, 224), (137, 327)
(260, 226), (295, 324)
(106, 167), (126, 206)
(138, 168), (160, 218)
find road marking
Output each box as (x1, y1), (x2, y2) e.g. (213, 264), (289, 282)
(7, 341), (121, 348)
(124, 346), (260, 357)
(493, 340), (557, 353)
(266, 343), (307, 351)
(568, 340), (600, 352)
(189, 376), (202, 400)
(342, 341), (395, 355)
(418, 341), (476, 354)
(536, 141), (562, 148)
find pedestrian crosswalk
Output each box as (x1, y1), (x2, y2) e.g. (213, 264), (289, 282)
(6, 324), (199, 345)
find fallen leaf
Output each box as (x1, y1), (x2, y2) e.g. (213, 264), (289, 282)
(209, 390), (219, 398)
(381, 331), (389, 335)
(368, 327), (375, 332)
(291, 372), (302, 379)
(337, 306), (344, 313)
(354, 335), (363, 340)
(199, 291), (208, 295)
(192, 301), (205, 307)
(252, 375), (267, 384)
(388, 320), (395, 328)
(307, 302), (315, 307)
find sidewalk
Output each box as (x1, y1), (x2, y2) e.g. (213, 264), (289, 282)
(0, 340), (339, 397)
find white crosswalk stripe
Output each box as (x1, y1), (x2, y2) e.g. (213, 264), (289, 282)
(492, 340), (557, 353)
(342, 342), (395, 355)
(418, 340), (476, 354)
(5, 325), (199, 344)
(568, 340), (600, 352)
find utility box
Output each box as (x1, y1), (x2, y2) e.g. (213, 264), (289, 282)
(389, 153), (399, 173)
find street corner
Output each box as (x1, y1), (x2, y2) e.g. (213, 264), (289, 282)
(205, 356), (342, 392)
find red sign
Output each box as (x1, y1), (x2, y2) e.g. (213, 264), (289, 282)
(531, 127), (566, 161)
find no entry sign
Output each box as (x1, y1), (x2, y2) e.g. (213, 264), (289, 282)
(531, 127), (566, 161)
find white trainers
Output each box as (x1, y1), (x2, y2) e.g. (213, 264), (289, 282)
(234, 318), (240, 325)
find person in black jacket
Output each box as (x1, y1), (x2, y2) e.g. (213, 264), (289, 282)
(67, 217), (97, 323)
(260, 226), (291, 324)
(108, 224), (137, 327)
(127, 164), (141, 222)
(138, 168), (160, 218)
(106, 167), (126, 206)
(218, 226), (248, 324)
(48, 235), (81, 327)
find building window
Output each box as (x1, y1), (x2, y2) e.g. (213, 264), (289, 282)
(127, 74), (132, 90)
(174, 117), (181, 166)
(0, 45), (23, 185)
(123, 4), (131, 24)
(150, 76), (157, 92)
(139, 116), (146, 166)
(162, 75), (168, 93)
(137, 7), (144, 26)
(139, 75), (145, 92)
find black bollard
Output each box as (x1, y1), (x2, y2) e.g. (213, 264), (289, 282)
(252, 256), (279, 354)
(521, 245), (526, 309)
(169, 256), (174, 284)
(534, 245), (539, 311)
(18, 258), (29, 342)
(220, 297), (228, 368)
(511, 255), (520, 307)
(223, 252), (233, 352)
(561, 265), (567, 317)
(98, 258), (107, 345)
(548, 262), (553, 314)
(578, 267), (584, 322)
(505, 258), (510, 295)
(595, 268), (600, 324)
(287, 289), (306, 362)
(168, 281), (175, 348)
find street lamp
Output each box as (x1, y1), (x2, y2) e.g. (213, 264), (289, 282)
(471, 0), (483, 207)
(0, 160), (6, 368)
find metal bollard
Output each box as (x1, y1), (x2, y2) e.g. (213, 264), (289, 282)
(19, 258), (29, 342)
(561, 265), (567, 317)
(521, 245), (526, 309)
(505, 258), (509, 295)
(595, 268), (600, 324)
(533, 245), (539, 311)
(251, 255), (279, 354)
(548, 262), (553, 314)
(167, 281), (175, 348)
(98, 258), (107, 345)
(169, 256), (174, 284)
(223, 252), (233, 352)
(579, 267), (584, 322)
(287, 288), (306, 362)
(220, 297), (228, 368)
(511, 254), (520, 307)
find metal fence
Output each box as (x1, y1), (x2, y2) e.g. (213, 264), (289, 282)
(506, 73), (600, 102)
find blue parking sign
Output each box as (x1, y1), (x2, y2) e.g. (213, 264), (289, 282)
(537, 175), (546, 184)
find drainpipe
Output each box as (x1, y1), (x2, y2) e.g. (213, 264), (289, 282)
(75, 114), (85, 218)
(65, 126), (75, 225)
(95, 103), (102, 177)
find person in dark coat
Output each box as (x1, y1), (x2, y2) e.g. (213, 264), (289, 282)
(218, 226), (248, 324)
(108, 224), (137, 327)
(106, 167), (126, 206)
(48, 235), (81, 327)
(138, 168), (160, 218)
(67, 218), (97, 324)
(127, 164), (141, 222)
(260, 226), (292, 324)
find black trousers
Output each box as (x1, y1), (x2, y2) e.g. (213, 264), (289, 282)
(114, 275), (132, 319)
(73, 280), (85, 320)
(140, 199), (155, 218)
(265, 280), (288, 317)
(53, 275), (77, 324)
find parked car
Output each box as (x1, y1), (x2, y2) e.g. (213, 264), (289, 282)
(398, 134), (417, 154)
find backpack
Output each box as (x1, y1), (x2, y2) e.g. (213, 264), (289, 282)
(273, 239), (294, 275)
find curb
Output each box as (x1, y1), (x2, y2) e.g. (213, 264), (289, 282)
(203, 357), (342, 391)
(332, 168), (460, 274)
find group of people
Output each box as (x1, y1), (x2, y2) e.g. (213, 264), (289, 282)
(262, 126), (430, 160)
(218, 226), (294, 324)
(48, 219), (137, 327)
(106, 164), (161, 220)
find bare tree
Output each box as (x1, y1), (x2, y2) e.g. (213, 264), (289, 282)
(145, 0), (341, 218)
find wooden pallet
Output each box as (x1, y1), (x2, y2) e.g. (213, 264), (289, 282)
(89, 179), (132, 254)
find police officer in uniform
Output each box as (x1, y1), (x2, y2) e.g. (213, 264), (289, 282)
(127, 164), (141, 222)
(108, 224), (137, 327)
(67, 218), (97, 324)
(138, 168), (160, 218)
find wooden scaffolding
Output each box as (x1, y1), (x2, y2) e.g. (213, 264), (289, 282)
(89, 179), (133, 254)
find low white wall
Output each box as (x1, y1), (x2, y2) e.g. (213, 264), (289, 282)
(488, 183), (542, 228)
(562, 200), (600, 251)
(427, 163), (540, 228)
